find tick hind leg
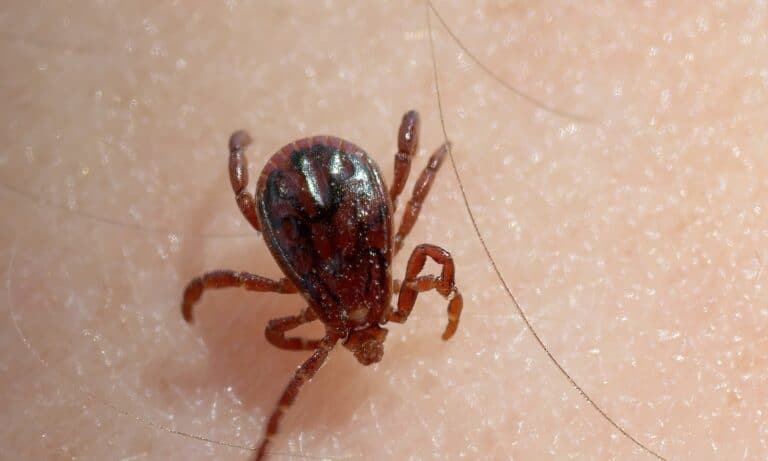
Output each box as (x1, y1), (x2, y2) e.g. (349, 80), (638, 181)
(393, 142), (450, 254)
(388, 243), (463, 340)
(181, 270), (297, 323)
(265, 307), (322, 350)
(229, 130), (262, 232)
(254, 333), (340, 461)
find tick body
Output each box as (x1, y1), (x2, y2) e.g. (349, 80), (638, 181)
(182, 111), (463, 460)
(258, 137), (393, 332)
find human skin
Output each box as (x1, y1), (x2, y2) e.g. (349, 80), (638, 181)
(2, 1), (767, 460)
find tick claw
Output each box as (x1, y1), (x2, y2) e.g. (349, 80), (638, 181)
(229, 130), (252, 152)
(181, 304), (194, 323)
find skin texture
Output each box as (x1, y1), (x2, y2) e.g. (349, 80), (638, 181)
(2, 1), (768, 460)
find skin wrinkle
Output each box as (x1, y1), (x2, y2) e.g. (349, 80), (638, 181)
(2, 1), (767, 461)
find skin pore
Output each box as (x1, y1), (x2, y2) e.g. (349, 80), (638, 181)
(2, 1), (767, 460)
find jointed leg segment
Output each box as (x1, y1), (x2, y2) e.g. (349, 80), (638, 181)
(394, 143), (450, 254)
(229, 130), (262, 232)
(265, 307), (321, 350)
(390, 110), (421, 211)
(388, 243), (463, 340)
(254, 333), (341, 461)
(181, 270), (297, 322)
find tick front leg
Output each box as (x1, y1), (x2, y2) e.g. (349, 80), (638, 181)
(181, 270), (297, 323)
(254, 333), (340, 461)
(394, 142), (450, 254)
(390, 110), (421, 211)
(388, 243), (463, 340)
(229, 130), (262, 232)
(265, 307), (321, 350)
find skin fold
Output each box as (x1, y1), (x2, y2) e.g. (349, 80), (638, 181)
(2, 1), (767, 460)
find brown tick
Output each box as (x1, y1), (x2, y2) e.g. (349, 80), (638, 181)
(181, 110), (464, 460)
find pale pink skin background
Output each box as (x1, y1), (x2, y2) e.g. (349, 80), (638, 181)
(2, 1), (768, 460)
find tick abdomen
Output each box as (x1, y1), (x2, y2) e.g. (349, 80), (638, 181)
(256, 136), (393, 328)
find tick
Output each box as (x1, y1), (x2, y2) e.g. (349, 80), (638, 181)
(181, 110), (464, 460)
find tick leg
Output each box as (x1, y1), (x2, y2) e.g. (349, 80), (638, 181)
(388, 243), (463, 340)
(254, 333), (340, 461)
(393, 142), (450, 254)
(390, 110), (421, 212)
(229, 130), (262, 232)
(181, 270), (297, 323)
(265, 307), (321, 350)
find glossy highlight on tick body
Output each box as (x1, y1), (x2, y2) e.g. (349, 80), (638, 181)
(180, 110), (463, 460)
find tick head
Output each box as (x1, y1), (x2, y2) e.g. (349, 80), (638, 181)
(343, 324), (388, 366)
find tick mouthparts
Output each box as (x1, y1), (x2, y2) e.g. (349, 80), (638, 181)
(354, 339), (384, 365)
